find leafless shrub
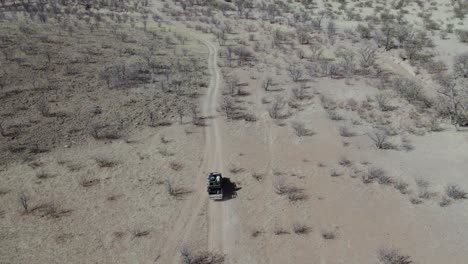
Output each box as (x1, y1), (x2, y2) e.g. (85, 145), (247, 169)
(321, 230), (337, 240)
(375, 93), (391, 111)
(339, 156), (352, 167)
(36, 171), (54, 179)
(88, 123), (104, 139)
(377, 248), (413, 264)
(159, 148), (174, 156)
(273, 175), (287, 194)
(292, 223), (310, 234)
(454, 52), (468, 78)
(328, 111), (344, 121)
(149, 112), (172, 127)
(262, 77), (273, 91)
(410, 197), (423, 205)
(180, 245), (193, 264)
(160, 135), (171, 144)
(229, 166), (245, 174)
(292, 85), (311, 100)
(330, 168), (343, 177)
(359, 45), (377, 68)
(80, 178), (100, 187)
(19, 192), (30, 213)
(415, 178), (430, 189)
(369, 130), (394, 149)
(269, 97), (285, 119)
(273, 227), (289, 235)
(456, 29), (468, 43)
(439, 196), (452, 207)
(446, 184), (467, 200)
(251, 230), (262, 238)
(252, 172), (264, 182)
(180, 245), (224, 264)
(287, 65), (303, 82)
(393, 180), (410, 194)
(339, 126), (355, 137)
(292, 122), (315, 137)
(170, 161), (184, 171)
(362, 167), (387, 184)
(287, 186), (307, 202)
(133, 230), (150, 238)
(95, 157), (118, 168)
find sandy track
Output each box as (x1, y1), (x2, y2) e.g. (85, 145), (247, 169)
(158, 33), (228, 263)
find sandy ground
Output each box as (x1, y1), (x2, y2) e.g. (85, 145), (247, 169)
(2, 0), (468, 263)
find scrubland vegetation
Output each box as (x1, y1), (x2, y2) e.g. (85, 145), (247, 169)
(1, 0), (467, 263)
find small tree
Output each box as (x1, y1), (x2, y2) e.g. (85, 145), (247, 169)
(454, 52), (468, 78)
(262, 77), (273, 91)
(369, 130), (390, 149)
(176, 105), (185, 124)
(19, 192), (30, 213)
(359, 45), (377, 69)
(435, 73), (467, 129)
(220, 96), (236, 119)
(287, 65), (303, 82)
(225, 75), (239, 95)
(269, 97), (285, 119)
(327, 20), (336, 37)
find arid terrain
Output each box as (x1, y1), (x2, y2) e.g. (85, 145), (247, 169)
(1, 0), (468, 263)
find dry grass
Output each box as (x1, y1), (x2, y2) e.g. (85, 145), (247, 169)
(95, 157), (118, 168)
(292, 223), (310, 235)
(377, 248), (413, 264)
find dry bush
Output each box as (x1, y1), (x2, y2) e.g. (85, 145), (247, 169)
(273, 175), (288, 194)
(95, 157), (118, 168)
(410, 197), (423, 205)
(330, 168), (343, 177)
(165, 178), (190, 198)
(292, 122), (315, 137)
(321, 230), (337, 240)
(268, 96), (286, 119)
(229, 166), (245, 174)
(19, 192), (30, 213)
(339, 156), (353, 167)
(30, 202), (72, 219)
(80, 178), (100, 187)
(251, 172), (264, 182)
(369, 130), (395, 149)
(251, 230), (262, 238)
(159, 148), (175, 157)
(170, 161), (184, 171)
(292, 223), (310, 235)
(393, 180), (410, 195)
(287, 65), (304, 82)
(180, 245), (225, 264)
(273, 227), (289, 235)
(132, 230), (150, 238)
(377, 248), (413, 264)
(456, 30), (468, 43)
(339, 126), (356, 137)
(439, 196), (452, 207)
(36, 171), (54, 179)
(362, 167), (388, 184)
(287, 186), (307, 202)
(328, 111), (345, 121)
(446, 184), (467, 200)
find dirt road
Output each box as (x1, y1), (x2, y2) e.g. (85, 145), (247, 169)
(157, 30), (233, 263)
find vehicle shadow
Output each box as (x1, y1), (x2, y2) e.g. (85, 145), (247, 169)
(221, 177), (241, 201)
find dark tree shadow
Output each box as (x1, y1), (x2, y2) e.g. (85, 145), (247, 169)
(220, 177), (241, 201)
